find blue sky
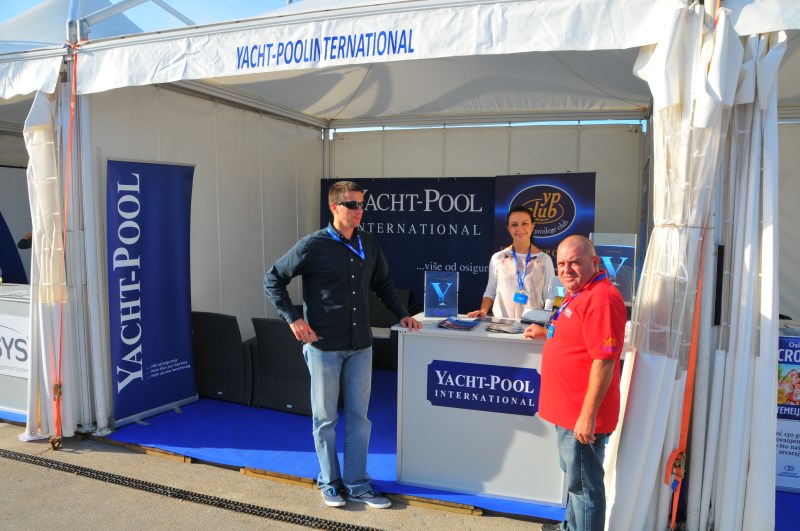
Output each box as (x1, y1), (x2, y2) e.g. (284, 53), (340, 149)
(0, 1), (286, 31)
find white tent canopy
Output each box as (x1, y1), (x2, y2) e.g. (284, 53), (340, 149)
(1, 0), (799, 124)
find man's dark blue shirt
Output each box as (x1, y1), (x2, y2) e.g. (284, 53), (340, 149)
(264, 223), (408, 351)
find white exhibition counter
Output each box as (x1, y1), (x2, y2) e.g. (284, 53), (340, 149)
(0, 284), (30, 419)
(395, 314), (566, 507)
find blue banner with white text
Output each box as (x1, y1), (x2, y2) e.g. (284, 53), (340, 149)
(320, 178), (494, 314)
(106, 160), (196, 425)
(427, 360), (540, 416)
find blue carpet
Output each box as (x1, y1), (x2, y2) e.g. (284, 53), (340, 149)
(4, 369), (796, 526)
(101, 369), (799, 525)
(108, 369), (565, 520)
(0, 408), (25, 424)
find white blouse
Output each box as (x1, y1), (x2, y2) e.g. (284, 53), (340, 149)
(482, 248), (555, 319)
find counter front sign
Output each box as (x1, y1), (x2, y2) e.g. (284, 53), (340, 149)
(427, 360), (540, 417)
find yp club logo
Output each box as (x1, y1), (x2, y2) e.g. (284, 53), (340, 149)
(512, 184), (576, 238)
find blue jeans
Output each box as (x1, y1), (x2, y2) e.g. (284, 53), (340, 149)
(556, 426), (609, 531)
(303, 344), (373, 496)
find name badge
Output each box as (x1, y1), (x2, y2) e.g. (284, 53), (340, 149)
(547, 324), (555, 338)
(513, 291), (529, 304)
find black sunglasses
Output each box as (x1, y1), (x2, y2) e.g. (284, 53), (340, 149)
(336, 200), (365, 210)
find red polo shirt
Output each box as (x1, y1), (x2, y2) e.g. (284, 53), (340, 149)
(539, 273), (627, 434)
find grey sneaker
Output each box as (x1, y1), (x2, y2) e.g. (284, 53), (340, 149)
(320, 485), (346, 507)
(346, 489), (392, 509)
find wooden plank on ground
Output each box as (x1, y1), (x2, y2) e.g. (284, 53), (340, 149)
(92, 436), (192, 463)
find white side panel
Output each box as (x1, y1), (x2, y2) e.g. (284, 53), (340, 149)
(90, 87), (162, 161)
(384, 129), (444, 177)
(779, 123), (800, 320)
(262, 120), (303, 312)
(157, 91), (222, 313)
(579, 125), (644, 233)
(0, 134), (28, 167)
(331, 132), (383, 179)
(296, 126), (324, 241)
(216, 105), (268, 340)
(444, 127), (509, 177)
(509, 126), (580, 174)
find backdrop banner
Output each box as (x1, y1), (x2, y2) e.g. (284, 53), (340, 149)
(494, 173), (596, 265)
(106, 160), (197, 426)
(0, 210), (27, 284)
(320, 178), (494, 313)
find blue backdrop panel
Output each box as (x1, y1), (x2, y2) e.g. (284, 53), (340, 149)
(0, 210), (27, 284)
(320, 178), (494, 313)
(493, 173), (596, 265)
(106, 160), (197, 425)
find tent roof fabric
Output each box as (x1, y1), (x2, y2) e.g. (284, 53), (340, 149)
(1, 0), (799, 126)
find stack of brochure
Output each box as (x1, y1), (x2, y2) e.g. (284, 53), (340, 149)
(436, 317), (481, 331)
(486, 323), (524, 334)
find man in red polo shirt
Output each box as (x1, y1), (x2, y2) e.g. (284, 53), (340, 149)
(524, 235), (626, 531)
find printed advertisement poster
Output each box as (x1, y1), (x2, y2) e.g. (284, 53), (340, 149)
(320, 178), (494, 313)
(424, 271), (458, 317)
(493, 173), (596, 266)
(107, 160), (197, 426)
(594, 244), (636, 303)
(0, 314), (28, 379)
(778, 335), (800, 492)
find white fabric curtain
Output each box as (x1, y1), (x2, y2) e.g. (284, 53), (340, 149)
(20, 82), (107, 440)
(700, 30), (784, 531)
(20, 90), (72, 440)
(606, 3), (784, 530)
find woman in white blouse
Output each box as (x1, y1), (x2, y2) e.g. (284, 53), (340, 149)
(467, 206), (555, 319)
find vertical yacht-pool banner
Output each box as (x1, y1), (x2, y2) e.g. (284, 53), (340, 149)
(106, 160), (197, 426)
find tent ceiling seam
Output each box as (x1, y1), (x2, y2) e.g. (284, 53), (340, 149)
(546, 51), (644, 108)
(329, 63), (375, 122)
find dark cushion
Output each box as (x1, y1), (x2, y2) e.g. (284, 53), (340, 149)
(191, 311), (253, 406)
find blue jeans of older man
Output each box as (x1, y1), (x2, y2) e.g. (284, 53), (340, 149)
(303, 344), (374, 496)
(556, 426), (610, 531)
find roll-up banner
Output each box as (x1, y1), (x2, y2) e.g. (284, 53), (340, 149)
(320, 178), (494, 313)
(778, 335), (800, 492)
(494, 173), (596, 265)
(106, 160), (197, 427)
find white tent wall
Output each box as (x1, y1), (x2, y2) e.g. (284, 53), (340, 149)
(332, 124), (644, 234)
(85, 85), (323, 342)
(0, 134), (28, 166)
(779, 122), (800, 321)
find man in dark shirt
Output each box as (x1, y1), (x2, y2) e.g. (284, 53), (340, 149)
(264, 180), (420, 509)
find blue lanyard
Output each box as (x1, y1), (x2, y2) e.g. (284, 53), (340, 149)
(550, 272), (608, 324)
(326, 226), (365, 260)
(511, 247), (532, 292)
